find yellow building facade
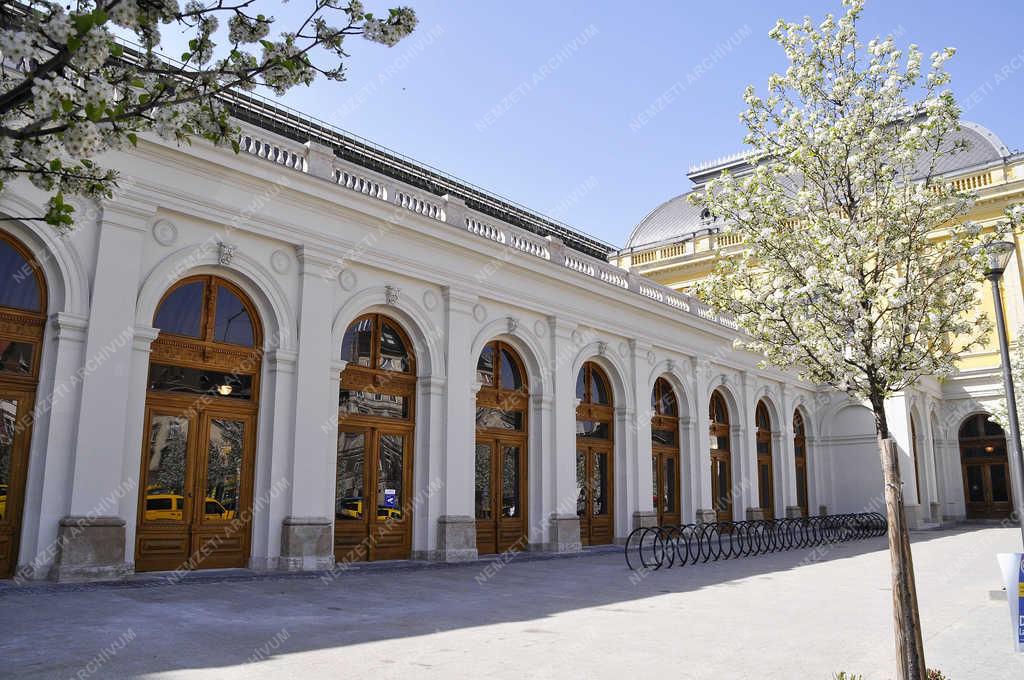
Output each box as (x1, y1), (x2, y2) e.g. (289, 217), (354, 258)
(610, 122), (1024, 524)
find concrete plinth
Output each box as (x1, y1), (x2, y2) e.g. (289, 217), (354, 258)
(49, 516), (130, 582)
(435, 515), (478, 562)
(695, 508), (718, 524)
(905, 503), (923, 529)
(930, 502), (942, 524)
(745, 507), (767, 521)
(818, 505), (829, 516)
(785, 505), (804, 519)
(545, 514), (581, 553)
(632, 510), (658, 530)
(280, 516), (334, 571)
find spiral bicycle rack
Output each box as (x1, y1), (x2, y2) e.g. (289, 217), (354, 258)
(624, 513), (887, 571)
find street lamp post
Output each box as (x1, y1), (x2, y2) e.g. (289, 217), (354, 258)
(973, 240), (1024, 544)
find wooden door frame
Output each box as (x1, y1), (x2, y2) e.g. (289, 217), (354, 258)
(576, 442), (613, 546)
(652, 445), (681, 526)
(474, 433), (529, 554)
(0, 387), (36, 578)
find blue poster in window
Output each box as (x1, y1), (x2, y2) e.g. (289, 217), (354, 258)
(997, 553), (1024, 653)
(384, 489), (397, 509)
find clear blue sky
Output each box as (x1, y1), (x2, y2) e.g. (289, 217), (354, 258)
(192, 1), (1024, 247)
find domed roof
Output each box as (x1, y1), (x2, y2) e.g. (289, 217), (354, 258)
(624, 122), (1012, 250)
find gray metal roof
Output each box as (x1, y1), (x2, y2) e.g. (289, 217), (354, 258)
(623, 122), (1013, 250)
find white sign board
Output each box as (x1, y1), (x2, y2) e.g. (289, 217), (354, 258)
(997, 553), (1024, 653)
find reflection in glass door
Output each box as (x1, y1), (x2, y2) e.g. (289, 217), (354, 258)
(0, 394), (31, 578)
(710, 391), (733, 523)
(475, 439), (526, 554)
(576, 445), (612, 546)
(136, 409), (255, 571)
(334, 426), (411, 561)
(958, 414), (1013, 519)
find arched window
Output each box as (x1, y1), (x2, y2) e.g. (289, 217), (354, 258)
(793, 410), (809, 517)
(0, 231), (47, 577)
(576, 362), (614, 545)
(755, 401), (775, 519)
(336, 314), (416, 561)
(138, 275), (263, 573)
(148, 276), (262, 400)
(959, 413), (1012, 519)
(475, 341), (529, 555)
(709, 391), (732, 522)
(651, 378), (680, 525)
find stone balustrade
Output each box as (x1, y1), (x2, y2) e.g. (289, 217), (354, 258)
(234, 120), (735, 331)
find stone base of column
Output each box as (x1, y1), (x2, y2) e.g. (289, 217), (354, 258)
(784, 505), (804, 519)
(435, 515), (478, 562)
(632, 510), (658, 530)
(49, 516), (130, 582)
(818, 504), (829, 516)
(695, 508), (718, 524)
(904, 503), (924, 529)
(280, 516), (335, 571)
(546, 514), (581, 553)
(929, 502), (942, 524)
(745, 507), (767, 521)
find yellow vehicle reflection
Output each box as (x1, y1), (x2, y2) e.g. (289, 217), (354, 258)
(335, 497), (402, 521)
(0, 483), (6, 520)
(144, 492), (235, 520)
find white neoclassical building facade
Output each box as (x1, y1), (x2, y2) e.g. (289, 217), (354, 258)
(0, 95), (975, 582)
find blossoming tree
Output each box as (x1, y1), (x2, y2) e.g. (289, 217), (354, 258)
(0, 0), (417, 228)
(692, 2), (1012, 678)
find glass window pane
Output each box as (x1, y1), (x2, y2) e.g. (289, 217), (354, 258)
(0, 240), (41, 311)
(575, 450), (586, 516)
(499, 349), (522, 391)
(148, 364), (253, 399)
(966, 466), (985, 503)
(154, 281), (205, 338)
(759, 462), (772, 509)
(665, 457), (677, 513)
(715, 460), (730, 513)
(575, 368), (585, 401)
(476, 345), (495, 386)
(651, 456), (658, 510)
(213, 286), (254, 346)
(476, 407), (523, 431)
(757, 440), (770, 455)
(576, 420), (609, 439)
(143, 415), (189, 521)
(379, 323), (410, 372)
(204, 419), (244, 519)
(377, 434), (404, 520)
(341, 318), (373, 368)
(652, 428), (676, 446)
(590, 372), (609, 405)
(983, 418), (1005, 437)
(796, 464), (808, 509)
(475, 443), (492, 519)
(991, 465), (1009, 502)
(0, 340), (33, 375)
(339, 390), (408, 419)
(335, 432), (365, 520)
(502, 445), (520, 518)
(592, 452), (608, 516)
(0, 398), (17, 520)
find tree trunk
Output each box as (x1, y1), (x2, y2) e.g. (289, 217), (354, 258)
(878, 435), (927, 680)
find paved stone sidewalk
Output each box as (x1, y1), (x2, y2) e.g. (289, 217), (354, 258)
(1, 527), (1021, 679)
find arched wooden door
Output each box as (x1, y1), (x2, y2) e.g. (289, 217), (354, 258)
(651, 378), (680, 526)
(709, 391), (732, 523)
(793, 411), (809, 518)
(474, 341), (528, 554)
(755, 401), (775, 520)
(910, 414), (922, 505)
(335, 314), (416, 562)
(576, 362), (613, 546)
(136, 275), (262, 572)
(959, 414), (1012, 519)
(0, 232), (47, 578)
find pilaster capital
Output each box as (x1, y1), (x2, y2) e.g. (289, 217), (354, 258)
(103, 198), (154, 232)
(267, 348), (299, 369)
(50, 312), (88, 343)
(296, 246), (337, 276)
(442, 285), (477, 313)
(131, 324), (160, 351)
